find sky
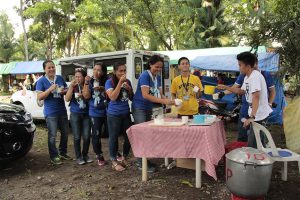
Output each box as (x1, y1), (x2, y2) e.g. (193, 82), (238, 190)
(1, 0), (32, 38)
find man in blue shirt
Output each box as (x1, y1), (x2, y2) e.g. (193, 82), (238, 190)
(36, 60), (70, 165)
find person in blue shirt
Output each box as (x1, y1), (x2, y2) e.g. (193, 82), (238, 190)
(132, 55), (175, 172)
(105, 62), (133, 171)
(36, 60), (71, 165)
(82, 62), (108, 167)
(216, 57), (276, 142)
(65, 68), (92, 165)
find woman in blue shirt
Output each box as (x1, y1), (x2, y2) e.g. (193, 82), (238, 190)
(132, 55), (174, 172)
(82, 63), (108, 167)
(36, 60), (70, 165)
(105, 62), (133, 171)
(65, 68), (92, 165)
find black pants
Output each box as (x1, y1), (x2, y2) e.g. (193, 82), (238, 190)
(247, 119), (268, 149)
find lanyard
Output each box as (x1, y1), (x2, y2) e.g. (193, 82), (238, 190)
(45, 75), (56, 85)
(147, 70), (160, 98)
(147, 70), (157, 88)
(181, 75), (190, 92)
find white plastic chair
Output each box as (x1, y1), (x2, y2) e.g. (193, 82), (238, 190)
(251, 122), (300, 181)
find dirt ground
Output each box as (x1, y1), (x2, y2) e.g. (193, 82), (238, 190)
(0, 121), (300, 200)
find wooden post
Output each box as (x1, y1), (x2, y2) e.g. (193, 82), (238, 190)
(142, 157), (148, 181)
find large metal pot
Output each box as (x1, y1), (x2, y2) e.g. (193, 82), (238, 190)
(226, 147), (274, 198)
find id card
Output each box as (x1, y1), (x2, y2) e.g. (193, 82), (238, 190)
(183, 95), (190, 101)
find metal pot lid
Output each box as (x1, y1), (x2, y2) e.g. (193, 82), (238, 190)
(226, 147), (274, 165)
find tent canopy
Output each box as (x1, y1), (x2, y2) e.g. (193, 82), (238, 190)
(10, 61), (44, 74)
(157, 46), (267, 64)
(0, 62), (17, 75)
(191, 52), (279, 72)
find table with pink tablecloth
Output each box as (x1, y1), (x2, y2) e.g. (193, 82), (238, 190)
(126, 119), (226, 182)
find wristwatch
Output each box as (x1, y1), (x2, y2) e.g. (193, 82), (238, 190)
(249, 115), (255, 119)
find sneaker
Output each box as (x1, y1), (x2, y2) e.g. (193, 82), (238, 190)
(84, 156), (93, 163)
(97, 156), (107, 166)
(76, 157), (85, 165)
(135, 160), (156, 173)
(59, 154), (72, 160)
(51, 157), (62, 165)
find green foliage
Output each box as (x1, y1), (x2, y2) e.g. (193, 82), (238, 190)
(2, 0), (233, 60)
(224, 0), (300, 95)
(0, 12), (16, 62)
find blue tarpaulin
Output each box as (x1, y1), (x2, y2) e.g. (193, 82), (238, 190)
(191, 53), (279, 72)
(10, 61), (44, 74)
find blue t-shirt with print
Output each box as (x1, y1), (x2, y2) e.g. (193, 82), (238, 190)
(88, 79), (107, 117)
(132, 70), (161, 111)
(235, 71), (274, 117)
(69, 85), (88, 114)
(36, 75), (67, 117)
(105, 78), (132, 116)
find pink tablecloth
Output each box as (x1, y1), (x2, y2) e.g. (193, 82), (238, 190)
(126, 119), (226, 180)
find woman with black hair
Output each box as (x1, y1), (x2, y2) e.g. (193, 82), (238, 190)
(105, 62), (133, 171)
(132, 55), (175, 172)
(82, 62), (108, 167)
(36, 60), (70, 165)
(65, 68), (92, 165)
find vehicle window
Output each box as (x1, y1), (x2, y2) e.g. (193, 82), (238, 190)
(164, 61), (170, 79)
(134, 57), (142, 79)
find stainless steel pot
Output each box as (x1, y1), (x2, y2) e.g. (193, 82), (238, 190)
(226, 147), (274, 198)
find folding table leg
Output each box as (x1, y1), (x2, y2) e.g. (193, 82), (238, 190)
(142, 157), (148, 181)
(196, 158), (202, 188)
(164, 158), (169, 167)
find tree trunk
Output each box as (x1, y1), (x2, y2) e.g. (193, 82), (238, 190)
(20, 0), (29, 61)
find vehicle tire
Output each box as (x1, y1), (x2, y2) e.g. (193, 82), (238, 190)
(0, 135), (33, 169)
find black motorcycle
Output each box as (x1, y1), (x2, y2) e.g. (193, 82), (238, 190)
(198, 93), (241, 120)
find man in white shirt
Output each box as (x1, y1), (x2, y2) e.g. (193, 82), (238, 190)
(217, 52), (273, 148)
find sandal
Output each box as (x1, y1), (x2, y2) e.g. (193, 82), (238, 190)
(120, 159), (130, 168)
(112, 161), (126, 172)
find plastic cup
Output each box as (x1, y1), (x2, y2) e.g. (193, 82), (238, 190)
(93, 81), (99, 88)
(193, 86), (200, 93)
(182, 116), (189, 124)
(175, 99), (183, 106)
(74, 93), (79, 99)
(213, 93), (219, 100)
(57, 87), (63, 93)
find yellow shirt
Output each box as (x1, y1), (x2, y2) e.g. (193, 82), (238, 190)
(171, 74), (203, 115)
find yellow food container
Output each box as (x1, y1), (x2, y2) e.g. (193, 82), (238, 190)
(204, 85), (216, 95)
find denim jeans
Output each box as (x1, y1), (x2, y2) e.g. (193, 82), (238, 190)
(90, 116), (105, 157)
(247, 119), (267, 148)
(132, 108), (153, 165)
(132, 108), (152, 124)
(45, 115), (69, 159)
(107, 114), (132, 160)
(70, 112), (91, 159)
